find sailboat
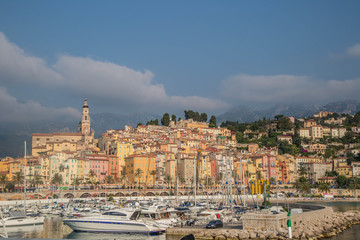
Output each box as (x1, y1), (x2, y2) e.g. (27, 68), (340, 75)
(0, 142), (45, 228)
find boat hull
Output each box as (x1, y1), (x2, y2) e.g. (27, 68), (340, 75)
(1, 216), (45, 227)
(63, 219), (162, 234)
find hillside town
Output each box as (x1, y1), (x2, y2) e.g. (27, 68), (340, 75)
(0, 99), (360, 198)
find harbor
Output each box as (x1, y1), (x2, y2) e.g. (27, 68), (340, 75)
(0, 194), (359, 239)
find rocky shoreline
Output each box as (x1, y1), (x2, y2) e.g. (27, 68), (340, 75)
(166, 210), (360, 240)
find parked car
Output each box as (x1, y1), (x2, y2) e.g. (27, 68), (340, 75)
(205, 220), (223, 229)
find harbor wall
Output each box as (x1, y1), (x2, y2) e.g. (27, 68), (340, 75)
(242, 204), (333, 231)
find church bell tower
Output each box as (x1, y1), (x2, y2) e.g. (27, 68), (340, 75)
(78, 99), (91, 135)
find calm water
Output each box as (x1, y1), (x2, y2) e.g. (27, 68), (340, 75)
(299, 201), (360, 240)
(3, 201), (359, 239)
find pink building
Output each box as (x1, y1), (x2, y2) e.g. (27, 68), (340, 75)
(85, 154), (109, 183)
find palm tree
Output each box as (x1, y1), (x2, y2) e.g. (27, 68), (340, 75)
(165, 175), (172, 196)
(51, 173), (63, 189)
(120, 169), (127, 188)
(13, 171), (24, 192)
(165, 175), (172, 190)
(106, 175), (114, 184)
(134, 168), (143, 189)
(269, 177), (276, 190)
(0, 175), (8, 191)
(89, 170), (96, 185)
(179, 176), (185, 189)
(293, 176), (310, 197)
(348, 177), (358, 198)
(71, 177), (81, 189)
(149, 170), (156, 188)
(32, 175), (43, 191)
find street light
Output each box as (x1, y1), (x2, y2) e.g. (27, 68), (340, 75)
(101, 171), (108, 207)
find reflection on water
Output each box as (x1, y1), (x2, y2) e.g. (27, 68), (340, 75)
(4, 202), (359, 239)
(65, 231), (166, 240)
(299, 201), (360, 212)
(326, 224), (360, 240)
(5, 216), (165, 240)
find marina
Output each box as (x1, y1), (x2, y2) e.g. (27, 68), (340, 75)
(0, 195), (358, 239)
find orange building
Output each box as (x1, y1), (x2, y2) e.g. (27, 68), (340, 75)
(125, 154), (156, 187)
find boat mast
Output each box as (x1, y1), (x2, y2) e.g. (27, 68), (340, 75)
(24, 141), (27, 213)
(193, 155), (196, 209)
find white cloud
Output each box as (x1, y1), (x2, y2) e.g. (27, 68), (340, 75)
(346, 43), (360, 57)
(0, 32), (227, 115)
(0, 88), (80, 122)
(221, 74), (360, 104)
(0, 32), (62, 85)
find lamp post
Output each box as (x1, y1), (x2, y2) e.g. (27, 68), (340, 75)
(101, 171), (108, 207)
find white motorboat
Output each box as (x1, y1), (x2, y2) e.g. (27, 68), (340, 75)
(63, 209), (164, 234)
(0, 211), (45, 227)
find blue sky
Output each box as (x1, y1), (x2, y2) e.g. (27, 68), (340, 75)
(0, 1), (360, 121)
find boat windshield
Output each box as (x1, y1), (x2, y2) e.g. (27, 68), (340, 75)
(129, 211), (141, 220)
(102, 212), (127, 217)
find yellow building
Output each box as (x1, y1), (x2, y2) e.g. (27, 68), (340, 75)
(125, 154), (156, 187)
(110, 140), (134, 167)
(336, 166), (352, 177)
(197, 154), (211, 183)
(165, 159), (177, 186)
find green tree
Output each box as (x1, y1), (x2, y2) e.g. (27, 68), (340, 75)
(298, 166), (307, 177)
(194, 112), (200, 121)
(0, 175), (8, 191)
(184, 110), (195, 120)
(147, 119), (159, 125)
(12, 171), (24, 192)
(51, 173), (63, 189)
(277, 117), (294, 130)
(171, 114), (177, 123)
(318, 183), (331, 194)
(161, 113), (170, 126)
(274, 115), (284, 121)
(71, 177), (81, 189)
(165, 175), (172, 191)
(32, 175), (43, 191)
(135, 168), (143, 189)
(5, 182), (15, 192)
(293, 176), (310, 196)
(209, 115), (217, 128)
(250, 123), (259, 132)
(200, 113), (208, 122)
(353, 111), (360, 125)
(150, 170), (156, 187)
(336, 175), (348, 188)
(106, 175), (114, 184)
(89, 170), (96, 184)
(348, 177), (358, 197)
(120, 168), (127, 188)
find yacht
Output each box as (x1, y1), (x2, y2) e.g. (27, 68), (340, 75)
(62, 209), (164, 234)
(0, 211), (45, 227)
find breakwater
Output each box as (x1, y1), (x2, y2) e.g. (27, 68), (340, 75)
(166, 205), (360, 239)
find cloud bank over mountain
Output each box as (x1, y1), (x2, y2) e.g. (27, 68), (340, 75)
(221, 74), (360, 106)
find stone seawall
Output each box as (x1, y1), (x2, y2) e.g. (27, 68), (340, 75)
(166, 208), (360, 239)
(242, 204), (334, 231)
